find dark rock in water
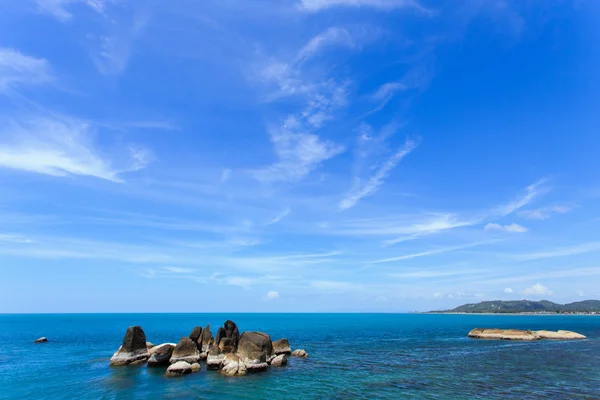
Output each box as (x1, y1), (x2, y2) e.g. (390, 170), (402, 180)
(189, 326), (203, 350)
(207, 344), (225, 370)
(237, 331), (272, 373)
(292, 349), (308, 358)
(270, 354), (288, 367)
(170, 337), (200, 364)
(110, 326), (149, 366)
(272, 338), (291, 355)
(34, 337), (48, 343)
(148, 343), (175, 366)
(200, 324), (214, 352)
(166, 361), (192, 377)
(216, 320), (240, 353)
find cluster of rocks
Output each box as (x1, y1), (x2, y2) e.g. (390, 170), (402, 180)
(109, 320), (309, 377)
(468, 328), (587, 341)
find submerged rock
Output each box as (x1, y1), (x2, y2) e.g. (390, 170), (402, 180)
(221, 353), (247, 376)
(270, 354), (288, 367)
(292, 349), (308, 358)
(148, 343), (175, 366)
(206, 344), (225, 370)
(200, 324), (214, 352)
(34, 337), (48, 343)
(272, 338), (291, 355)
(534, 330), (586, 340)
(166, 361), (192, 377)
(110, 326), (150, 366)
(170, 337), (200, 364)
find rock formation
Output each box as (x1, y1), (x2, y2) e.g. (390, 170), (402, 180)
(166, 361), (192, 377)
(270, 354), (288, 367)
(237, 331), (272, 372)
(272, 338), (291, 355)
(189, 326), (203, 350)
(170, 337), (200, 364)
(191, 362), (201, 372)
(217, 320), (240, 353)
(221, 353), (247, 376)
(468, 328), (587, 340)
(206, 344), (225, 370)
(200, 324), (214, 352)
(147, 343), (175, 366)
(34, 337), (48, 343)
(292, 349), (308, 358)
(110, 326), (150, 366)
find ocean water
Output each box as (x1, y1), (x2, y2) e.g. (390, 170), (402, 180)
(1, 314), (599, 399)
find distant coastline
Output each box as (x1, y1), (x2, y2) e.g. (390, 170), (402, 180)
(429, 299), (600, 315)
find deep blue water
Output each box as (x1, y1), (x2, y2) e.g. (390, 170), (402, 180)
(1, 314), (599, 399)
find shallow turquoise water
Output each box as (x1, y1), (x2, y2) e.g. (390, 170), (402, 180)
(1, 313), (599, 399)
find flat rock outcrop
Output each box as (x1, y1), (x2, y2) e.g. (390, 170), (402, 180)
(148, 343), (175, 366)
(468, 328), (586, 340)
(110, 326), (150, 366)
(272, 338), (291, 355)
(170, 337), (200, 364)
(166, 361), (192, 377)
(292, 349), (308, 358)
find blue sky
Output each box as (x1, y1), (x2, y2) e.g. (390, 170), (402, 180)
(0, 0), (599, 313)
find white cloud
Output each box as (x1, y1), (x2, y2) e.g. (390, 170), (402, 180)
(0, 234), (33, 244)
(522, 282), (553, 296)
(35, 0), (106, 22)
(513, 241), (600, 261)
(296, 27), (354, 63)
(162, 266), (195, 274)
(484, 223), (528, 233)
(253, 126), (344, 182)
(266, 208), (291, 225)
(340, 138), (419, 210)
(494, 179), (548, 216)
(433, 291), (485, 299)
(519, 204), (574, 220)
(504, 287), (513, 293)
(311, 280), (361, 291)
(298, 0), (427, 12)
(0, 48), (52, 92)
(266, 290), (280, 300)
(0, 115), (152, 182)
(369, 240), (496, 264)
(221, 168), (232, 182)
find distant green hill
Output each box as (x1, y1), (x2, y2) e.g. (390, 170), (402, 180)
(433, 300), (600, 314)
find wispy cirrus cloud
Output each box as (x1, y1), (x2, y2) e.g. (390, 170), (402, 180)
(0, 115), (152, 182)
(493, 179), (548, 216)
(519, 204), (574, 220)
(0, 47), (53, 92)
(265, 208), (291, 226)
(484, 223), (527, 233)
(368, 240), (496, 264)
(340, 137), (419, 210)
(35, 0), (106, 22)
(513, 241), (600, 261)
(295, 27), (354, 63)
(298, 0), (429, 13)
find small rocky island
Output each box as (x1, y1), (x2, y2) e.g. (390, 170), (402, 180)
(468, 328), (587, 341)
(109, 320), (308, 377)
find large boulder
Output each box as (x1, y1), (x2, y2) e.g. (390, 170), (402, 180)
(534, 330), (587, 340)
(148, 343), (175, 366)
(217, 320), (240, 353)
(110, 326), (150, 366)
(221, 353), (247, 376)
(200, 324), (214, 352)
(272, 338), (291, 355)
(468, 328), (541, 340)
(170, 337), (200, 363)
(206, 344), (225, 370)
(292, 349), (309, 358)
(237, 331), (272, 373)
(166, 361), (192, 377)
(189, 326), (203, 350)
(270, 354), (288, 367)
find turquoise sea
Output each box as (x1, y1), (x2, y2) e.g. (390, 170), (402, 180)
(1, 313), (599, 399)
